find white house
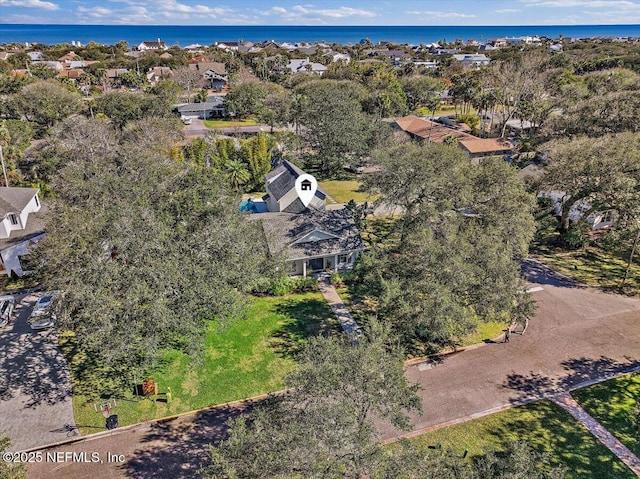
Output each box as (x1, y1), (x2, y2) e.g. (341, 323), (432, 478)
(0, 187), (46, 277)
(251, 161), (365, 276)
(287, 59), (327, 76)
(452, 54), (491, 67)
(542, 191), (617, 231)
(325, 52), (351, 64)
(137, 40), (168, 51)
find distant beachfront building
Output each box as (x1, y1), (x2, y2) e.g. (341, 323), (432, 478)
(137, 39), (168, 51)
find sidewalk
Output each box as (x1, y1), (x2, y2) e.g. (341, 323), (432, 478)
(551, 392), (640, 476)
(316, 276), (360, 334)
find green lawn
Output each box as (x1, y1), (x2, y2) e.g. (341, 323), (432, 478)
(572, 373), (640, 457)
(65, 292), (337, 434)
(406, 400), (635, 479)
(204, 118), (258, 129)
(532, 244), (640, 295)
(319, 180), (378, 204)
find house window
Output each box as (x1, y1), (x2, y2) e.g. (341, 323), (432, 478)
(291, 261), (297, 273)
(338, 254), (349, 264)
(8, 214), (18, 226)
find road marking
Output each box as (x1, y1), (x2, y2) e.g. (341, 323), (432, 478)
(527, 286), (544, 293)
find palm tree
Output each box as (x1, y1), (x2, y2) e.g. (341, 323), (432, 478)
(225, 160), (250, 190)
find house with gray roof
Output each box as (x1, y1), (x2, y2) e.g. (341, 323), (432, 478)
(257, 209), (365, 276)
(0, 187), (45, 277)
(262, 161), (326, 213)
(176, 97), (225, 119)
(252, 161), (365, 276)
(287, 59), (327, 76)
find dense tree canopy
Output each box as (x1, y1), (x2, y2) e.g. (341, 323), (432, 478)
(297, 80), (375, 177)
(31, 118), (268, 395)
(7, 80), (83, 128)
(357, 142), (536, 350)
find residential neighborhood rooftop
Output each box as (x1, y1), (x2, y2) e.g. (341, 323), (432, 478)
(254, 208), (365, 262)
(0, 187), (39, 218)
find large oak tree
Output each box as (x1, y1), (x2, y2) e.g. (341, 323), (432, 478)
(31, 118), (267, 395)
(358, 142), (536, 351)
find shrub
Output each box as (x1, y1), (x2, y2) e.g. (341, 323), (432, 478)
(291, 277), (318, 292)
(330, 272), (343, 286)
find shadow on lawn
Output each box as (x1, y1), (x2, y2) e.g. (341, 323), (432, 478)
(269, 298), (340, 358)
(503, 355), (640, 401)
(126, 401), (255, 479)
(521, 259), (585, 289)
(485, 400), (634, 478)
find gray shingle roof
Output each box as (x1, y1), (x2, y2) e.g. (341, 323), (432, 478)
(265, 161), (327, 208)
(0, 187), (38, 218)
(256, 208), (365, 260)
(0, 205), (47, 251)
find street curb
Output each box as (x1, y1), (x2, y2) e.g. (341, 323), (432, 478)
(381, 363), (640, 445)
(16, 391), (274, 454)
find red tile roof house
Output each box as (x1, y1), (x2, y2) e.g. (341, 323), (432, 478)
(394, 115), (515, 161)
(0, 187), (46, 278)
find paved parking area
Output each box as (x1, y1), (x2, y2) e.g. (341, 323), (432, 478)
(0, 292), (74, 451)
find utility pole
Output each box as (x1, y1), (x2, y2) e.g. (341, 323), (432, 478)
(0, 145), (9, 187)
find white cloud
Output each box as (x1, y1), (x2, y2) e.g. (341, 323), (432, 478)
(496, 8), (521, 13)
(407, 10), (476, 18)
(0, 0), (58, 11)
(273, 4), (377, 20)
(521, 0), (638, 7)
(77, 6), (113, 18)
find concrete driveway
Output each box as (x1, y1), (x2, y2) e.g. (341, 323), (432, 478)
(26, 260), (640, 478)
(0, 291), (74, 451)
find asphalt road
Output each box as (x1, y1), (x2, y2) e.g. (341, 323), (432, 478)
(26, 261), (640, 478)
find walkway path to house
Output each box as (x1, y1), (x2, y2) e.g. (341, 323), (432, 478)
(25, 260), (640, 478)
(551, 391), (640, 476)
(316, 276), (359, 334)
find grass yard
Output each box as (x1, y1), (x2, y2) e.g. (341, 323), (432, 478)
(406, 400), (635, 479)
(204, 118), (258, 129)
(64, 292), (337, 434)
(572, 373), (640, 457)
(319, 180), (378, 204)
(532, 244), (640, 295)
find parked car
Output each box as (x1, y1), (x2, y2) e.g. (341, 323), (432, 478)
(30, 291), (60, 318)
(349, 164), (365, 174)
(0, 294), (15, 327)
(181, 116), (192, 125)
(29, 312), (56, 331)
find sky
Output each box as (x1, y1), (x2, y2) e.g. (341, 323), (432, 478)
(1, 0), (640, 26)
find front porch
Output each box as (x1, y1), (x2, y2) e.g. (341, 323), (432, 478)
(289, 251), (359, 277)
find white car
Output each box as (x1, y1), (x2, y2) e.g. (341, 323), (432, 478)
(181, 117), (193, 125)
(30, 291), (60, 318)
(29, 312), (56, 331)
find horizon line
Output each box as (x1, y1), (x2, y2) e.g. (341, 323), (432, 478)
(1, 23), (639, 28)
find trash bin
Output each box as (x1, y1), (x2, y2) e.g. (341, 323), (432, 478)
(106, 414), (118, 430)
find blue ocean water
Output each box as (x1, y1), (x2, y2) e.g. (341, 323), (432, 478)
(0, 24), (639, 46)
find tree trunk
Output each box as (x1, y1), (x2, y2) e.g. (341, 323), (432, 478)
(622, 228), (640, 287)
